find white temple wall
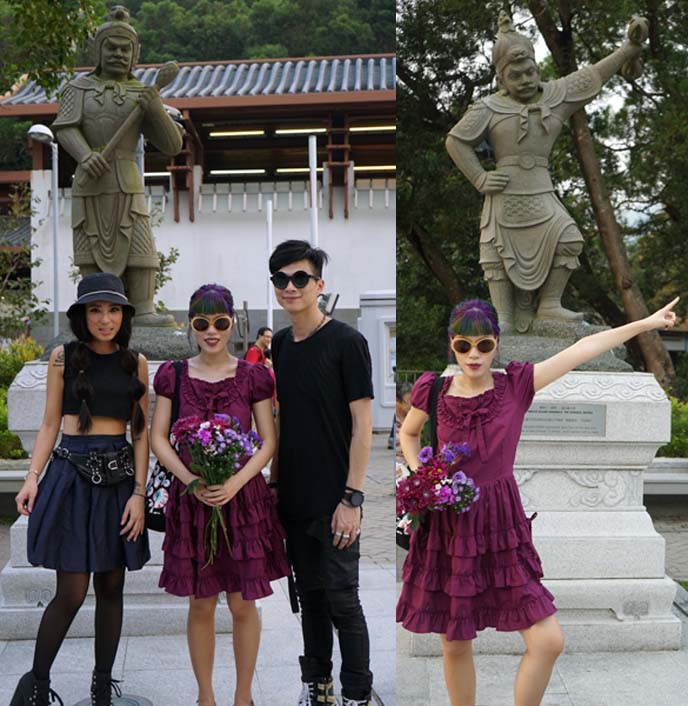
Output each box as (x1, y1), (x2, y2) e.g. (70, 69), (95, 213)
(30, 169), (396, 319)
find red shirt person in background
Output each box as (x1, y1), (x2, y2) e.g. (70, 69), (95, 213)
(245, 327), (273, 366)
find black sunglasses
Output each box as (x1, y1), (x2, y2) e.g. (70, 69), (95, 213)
(451, 337), (497, 355)
(270, 270), (320, 290)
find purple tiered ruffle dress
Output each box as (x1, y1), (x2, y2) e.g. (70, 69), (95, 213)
(154, 359), (290, 599)
(396, 361), (557, 641)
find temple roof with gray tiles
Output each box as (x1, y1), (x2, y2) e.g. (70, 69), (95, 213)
(1, 54), (396, 106)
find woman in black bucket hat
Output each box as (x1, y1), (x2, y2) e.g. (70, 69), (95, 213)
(11, 272), (151, 706)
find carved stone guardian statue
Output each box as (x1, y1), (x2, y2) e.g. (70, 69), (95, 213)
(53, 5), (183, 325)
(446, 12), (649, 333)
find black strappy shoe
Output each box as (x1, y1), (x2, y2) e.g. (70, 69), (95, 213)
(10, 671), (64, 706)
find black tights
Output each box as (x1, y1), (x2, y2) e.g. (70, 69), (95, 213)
(32, 568), (125, 680)
(299, 587), (373, 701)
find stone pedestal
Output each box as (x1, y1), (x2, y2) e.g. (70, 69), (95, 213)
(408, 370), (682, 654)
(0, 517), (233, 639)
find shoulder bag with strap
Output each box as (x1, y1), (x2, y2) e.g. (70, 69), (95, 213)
(145, 361), (182, 532)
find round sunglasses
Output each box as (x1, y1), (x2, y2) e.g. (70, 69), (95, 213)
(270, 270), (320, 290)
(451, 337), (497, 355)
(190, 315), (232, 332)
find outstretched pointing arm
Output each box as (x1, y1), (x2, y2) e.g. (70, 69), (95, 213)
(533, 297), (679, 392)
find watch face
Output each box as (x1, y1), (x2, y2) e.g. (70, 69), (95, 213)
(349, 490), (364, 507)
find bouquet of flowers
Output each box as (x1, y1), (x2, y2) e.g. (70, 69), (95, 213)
(396, 442), (479, 542)
(171, 413), (262, 566)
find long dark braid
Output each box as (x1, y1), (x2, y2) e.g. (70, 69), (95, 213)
(70, 342), (96, 433)
(68, 307), (146, 434)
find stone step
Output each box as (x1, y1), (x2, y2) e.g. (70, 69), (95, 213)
(0, 601), (233, 640)
(410, 616), (682, 655)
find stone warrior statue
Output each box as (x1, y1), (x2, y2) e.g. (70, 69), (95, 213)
(54, 5), (183, 325)
(446, 13), (649, 333)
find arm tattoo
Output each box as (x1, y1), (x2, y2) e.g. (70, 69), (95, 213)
(52, 349), (65, 367)
(134, 481), (143, 491)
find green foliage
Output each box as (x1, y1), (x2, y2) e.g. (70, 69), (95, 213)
(657, 396), (688, 458)
(131, 0), (393, 64)
(0, 337), (44, 389)
(0, 119), (32, 170)
(0, 0), (105, 94)
(155, 246), (180, 294)
(0, 388), (25, 458)
(396, 0), (688, 374)
(0, 186), (50, 338)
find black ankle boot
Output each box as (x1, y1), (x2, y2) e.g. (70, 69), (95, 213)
(90, 670), (122, 706)
(10, 671), (64, 706)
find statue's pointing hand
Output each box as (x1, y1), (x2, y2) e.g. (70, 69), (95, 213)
(80, 151), (111, 179)
(627, 16), (649, 46)
(477, 170), (510, 194)
(622, 16), (649, 81)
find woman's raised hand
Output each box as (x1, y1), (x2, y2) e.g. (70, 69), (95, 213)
(644, 297), (680, 331)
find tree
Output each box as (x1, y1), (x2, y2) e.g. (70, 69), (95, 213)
(0, 0), (105, 95)
(396, 0), (685, 389)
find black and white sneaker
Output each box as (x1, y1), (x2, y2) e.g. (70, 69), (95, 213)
(296, 677), (336, 705)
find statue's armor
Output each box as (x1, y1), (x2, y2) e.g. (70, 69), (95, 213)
(54, 73), (181, 277)
(449, 66), (601, 290)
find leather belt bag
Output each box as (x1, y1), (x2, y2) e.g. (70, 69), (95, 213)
(52, 444), (135, 486)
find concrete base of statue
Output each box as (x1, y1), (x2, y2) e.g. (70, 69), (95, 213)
(40, 326), (194, 364)
(406, 369), (682, 654)
(0, 517), (234, 639)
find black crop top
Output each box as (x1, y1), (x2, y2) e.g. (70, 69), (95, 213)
(62, 341), (137, 420)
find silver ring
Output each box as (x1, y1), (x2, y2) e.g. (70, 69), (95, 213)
(335, 530), (344, 536)
(342, 534), (350, 539)
(356, 528), (361, 535)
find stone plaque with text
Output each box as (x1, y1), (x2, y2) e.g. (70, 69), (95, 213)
(522, 402), (607, 437)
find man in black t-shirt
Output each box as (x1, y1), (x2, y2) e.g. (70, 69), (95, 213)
(269, 240), (374, 706)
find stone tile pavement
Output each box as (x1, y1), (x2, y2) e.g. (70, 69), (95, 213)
(0, 434), (396, 706)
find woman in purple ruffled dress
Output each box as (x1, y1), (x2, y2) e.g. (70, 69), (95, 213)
(151, 284), (290, 706)
(397, 297), (678, 706)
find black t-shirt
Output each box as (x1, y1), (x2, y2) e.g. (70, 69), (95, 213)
(272, 319), (374, 521)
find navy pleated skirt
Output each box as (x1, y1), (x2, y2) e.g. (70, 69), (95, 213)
(27, 434), (150, 573)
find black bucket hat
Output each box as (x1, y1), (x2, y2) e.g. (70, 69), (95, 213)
(66, 272), (135, 319)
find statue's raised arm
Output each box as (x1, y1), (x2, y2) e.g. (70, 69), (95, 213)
(446, 13), (648, 334)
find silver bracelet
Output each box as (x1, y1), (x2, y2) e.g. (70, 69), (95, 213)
(25, 469), (40, 481)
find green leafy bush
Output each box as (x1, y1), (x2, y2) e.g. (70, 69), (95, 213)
(0, 336), (43, 389)
(0, 430), (26, 458)
(657, 396), (688, 458)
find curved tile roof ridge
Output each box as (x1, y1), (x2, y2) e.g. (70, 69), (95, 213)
(0, 54), (396, 105)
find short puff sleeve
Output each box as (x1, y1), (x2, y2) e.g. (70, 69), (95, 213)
(410, 372), (439, 414)
(505, 361), (535, 410)
(153, 360), (176, 399)
(248, 362), (275, 404)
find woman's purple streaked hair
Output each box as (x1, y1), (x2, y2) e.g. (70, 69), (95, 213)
(188, 283), (234, 318)
(448, 299), (500, 338)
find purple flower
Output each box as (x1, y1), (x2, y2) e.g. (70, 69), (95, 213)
(452, 471), (467, 485)
(418, 447), (434, 464)
(436, 485), (454, 506)
(214, 413), (231, 422)
(197, 429), (212, 446)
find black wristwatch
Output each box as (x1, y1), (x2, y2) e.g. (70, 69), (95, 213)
(342, 487), (365, 508)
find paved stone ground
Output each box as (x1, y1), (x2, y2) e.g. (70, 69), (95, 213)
(0, 434), (396, 706)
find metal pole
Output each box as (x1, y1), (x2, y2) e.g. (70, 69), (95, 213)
(50, 142), (59, 338)
(266, 199), (273, 330)
(308, 134), (318, 246)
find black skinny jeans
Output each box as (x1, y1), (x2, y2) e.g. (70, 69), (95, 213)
(285, 518), (373, 700)
(298, 585), (373, 700)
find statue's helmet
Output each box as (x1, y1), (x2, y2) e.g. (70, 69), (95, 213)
(491, 12), (536, 75)
(93, 5), (140, 75)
